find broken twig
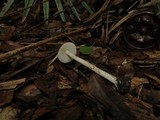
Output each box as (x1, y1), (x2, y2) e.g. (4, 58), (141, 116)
(0, 27), (89, 61)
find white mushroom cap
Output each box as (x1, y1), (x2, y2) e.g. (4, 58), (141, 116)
(58, 42), (77, 63)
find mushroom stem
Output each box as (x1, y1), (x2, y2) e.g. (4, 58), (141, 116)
(65, 50), (118, 87)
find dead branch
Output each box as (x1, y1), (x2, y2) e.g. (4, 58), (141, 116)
(0, 27), (89, 61)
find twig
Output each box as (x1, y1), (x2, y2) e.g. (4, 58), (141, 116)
(0, 27), (89, 61)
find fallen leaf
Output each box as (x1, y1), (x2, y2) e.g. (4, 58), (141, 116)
(0, 106), (20, 120)
(32, 105), (55, 120)
(0, 90), (14, 107)
(143, 50), (160, 60)
(55, 105), (82, 120)
(0, 78), (26, 90)
(88, 73), (136, 120)
(34, 74), (58, 97)
(91, 47), (107, 58)
(19, 83), (41, 97)
(140, 85), (160, 104)
(58, 79), (72, 90)
(145, 73), (160, 89)
(131, 77), (149, 90)
(0, 24), (16, 41)
(79, 45), (92, 55)
(46, 65), (54, 73)
(117, 61), (135, 78)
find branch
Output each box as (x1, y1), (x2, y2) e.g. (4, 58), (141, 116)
(0, 27), (89, 61)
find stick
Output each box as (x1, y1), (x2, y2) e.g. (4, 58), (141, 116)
(0, 27), (89, 61)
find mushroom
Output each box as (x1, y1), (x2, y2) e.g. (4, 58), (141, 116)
(57, 42), (118, 88)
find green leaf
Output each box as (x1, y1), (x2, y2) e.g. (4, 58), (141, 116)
(43, 0), (49, 24)
(22, 0), (35, 22)
(81, 1), (94, 14)
(67, 0), (81, 21)
(0, 0), (15, 17)
(55, 0), (66, 22)
(80, 46), (92, 55)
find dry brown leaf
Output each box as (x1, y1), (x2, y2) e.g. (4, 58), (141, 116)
(0, 106), (20, 120)
(91, 47), (107, 58)
(88, 73), (136, 120)
(19, 84), (41, 97)
(140, 86), (160, 104)
(145, 73), (160, 88)
(58, 79), (72, 90)
(46, 65), (54, 73)
(79, 83), (90, 95)
(55, 105), (82, 120)
(131, 77), (149, 90)
(0, 78), (26, 90)
(34, 74), (58, 97)
(0, 90), (14, 107)
(117, 61), (135, 78)
(0, 24), (15, 41)
(143, 51), (160, 60)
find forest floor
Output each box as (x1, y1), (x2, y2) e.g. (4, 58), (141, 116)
(0, 0), (160, 120)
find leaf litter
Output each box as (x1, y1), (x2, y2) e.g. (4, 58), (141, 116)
(0, 0), (160, 120)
